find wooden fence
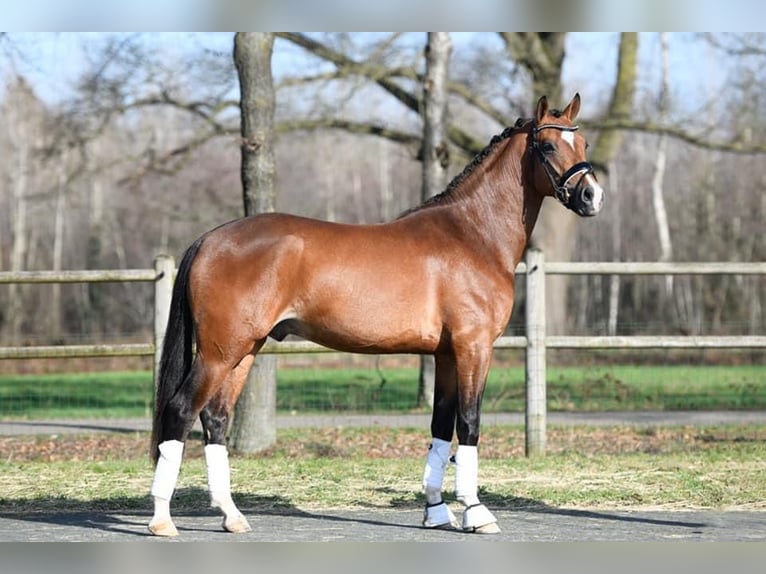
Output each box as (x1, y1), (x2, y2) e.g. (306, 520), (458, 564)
(1, 250), (765, 455)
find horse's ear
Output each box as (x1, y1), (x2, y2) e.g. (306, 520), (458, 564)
(536, 95), (549, 122)
(563, 92), (581, 121)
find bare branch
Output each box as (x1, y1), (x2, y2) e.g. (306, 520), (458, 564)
(584, 118), (766, 155)
(702, 32), (766, 56)
(276, 118), (420, 146)
(276, 33), (493, 156)
(447, 80), (509, 127)
(119, 93), (235, 132)
(117, 125), (236, 185)
(276, 32), (420, 113)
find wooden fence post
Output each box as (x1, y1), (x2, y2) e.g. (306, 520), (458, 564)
(525, 248), (546, 457)
(153, 255), (175, 394)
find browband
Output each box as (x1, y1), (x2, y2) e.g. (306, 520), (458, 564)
(534, 124), (579, 133)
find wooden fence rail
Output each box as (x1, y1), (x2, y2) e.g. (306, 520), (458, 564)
(1, 252), (764, 455)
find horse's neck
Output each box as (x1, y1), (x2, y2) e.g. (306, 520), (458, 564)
(447, 137), (543, 272)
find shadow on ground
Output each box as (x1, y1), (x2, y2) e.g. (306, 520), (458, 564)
(0, 486), (708, 539)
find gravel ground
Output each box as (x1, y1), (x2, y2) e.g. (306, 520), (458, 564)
(2, 411), (765, 543)
(1, 507), (766, 542)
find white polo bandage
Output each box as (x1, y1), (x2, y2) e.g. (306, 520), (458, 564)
(204, 444), (232, 498)
(422, 438), (452, 491)
(150, 440), (184, 501)
(454, 444), (479, 506)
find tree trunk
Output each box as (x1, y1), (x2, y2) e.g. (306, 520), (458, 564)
(516, 33), (570, 335)
(8, 110), (29, 346)
(651, 34), (674, 298)
(229, 32), (278, 454)
(50, 151), (67, 342)
(88, 161), (103, 330)
(533, 32), (638, 334)
(417, 32), (451, 409)
(607, 161), (621, 335)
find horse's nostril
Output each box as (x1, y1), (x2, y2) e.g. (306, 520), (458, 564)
(582, 188), (593, 203)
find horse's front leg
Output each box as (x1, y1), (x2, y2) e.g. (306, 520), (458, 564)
(199, 354), (255, 534)
(453, 340), (500, 534)
(421, 353), (459, 529)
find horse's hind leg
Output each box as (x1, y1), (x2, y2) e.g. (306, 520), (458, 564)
(421, 353), (459, 529)
(148, 363), (206, 536)
(199, 353), (256, 534)
(148, 359), (231, 537)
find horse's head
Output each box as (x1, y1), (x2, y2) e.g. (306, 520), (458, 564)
(530, 93), (604, 217)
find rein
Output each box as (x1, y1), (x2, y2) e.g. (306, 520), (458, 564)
(531, 123), (595, 205)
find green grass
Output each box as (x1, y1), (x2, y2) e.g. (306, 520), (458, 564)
(0, 364), (764, 420)
(0, 371), (154, 419)
(1, 425), (765, 512)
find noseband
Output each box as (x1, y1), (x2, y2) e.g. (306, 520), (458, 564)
(531, 123), (595, 205)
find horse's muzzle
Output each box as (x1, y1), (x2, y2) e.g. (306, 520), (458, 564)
(568, 175), (604, 217)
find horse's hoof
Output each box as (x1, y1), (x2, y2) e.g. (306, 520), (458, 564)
(223, 515), (252, 534)
(471, 522), (502, 534)
(148, 519), (179, 537)
(423, 502), (459, 529)
(461, 504), (500, 534)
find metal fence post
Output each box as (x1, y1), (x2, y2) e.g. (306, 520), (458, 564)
(153, 255), (175, 394)
(525, 248), (546, 457)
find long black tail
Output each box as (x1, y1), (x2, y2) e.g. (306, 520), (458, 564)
(150, 235), (205, 464)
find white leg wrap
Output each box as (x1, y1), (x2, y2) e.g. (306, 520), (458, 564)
(422, 438), (452, 499)
(204, 444), (252, 533)
(421, 438), (458, 528)
(423, 502), (458, 529)
(204, 444), (232, 501)
(454, 445), (479, 506)
(150, 440), (184, 501)
(462, 503), (498, 531)
(454, 444), (498, 532)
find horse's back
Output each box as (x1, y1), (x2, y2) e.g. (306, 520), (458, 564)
(187, 213), (446, 353)
(187, 211), (514, 355)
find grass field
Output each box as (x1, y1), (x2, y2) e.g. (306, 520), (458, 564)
(0, 364), (764, 420)
(1, 424), (764, 512)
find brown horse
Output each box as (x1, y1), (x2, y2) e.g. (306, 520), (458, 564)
(148, 93), (604, 536)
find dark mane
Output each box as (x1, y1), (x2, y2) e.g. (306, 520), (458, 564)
(397, 119), (532, 219)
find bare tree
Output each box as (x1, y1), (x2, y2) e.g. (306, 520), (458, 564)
(50, 149), (68, 340)
(2, 33), (764, 371)
(3, 77), (37, 344)
(228, 32), (278, 454)
(651, 34), (673, 261)
(417, 32), (451, 408)
(651, 33), (673, 305)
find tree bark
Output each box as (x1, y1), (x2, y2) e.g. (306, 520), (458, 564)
(229, 32), (278, 454)
(500, 33), (565, 105)
(51, 151), (67, 342)
(510, 33), (570, 335)
(651, 33), (674, 299)
(417, 32), (452, 409)
(8, 92), (29, 346)
(588, 33), (639, 171)
(607, 161), (621, 336)
(531, 32), (638, 335)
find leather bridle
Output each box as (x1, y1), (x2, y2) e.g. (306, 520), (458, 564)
(531, 123), (596, 206)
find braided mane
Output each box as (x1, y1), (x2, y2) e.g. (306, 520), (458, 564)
(398, 119), (531, 218)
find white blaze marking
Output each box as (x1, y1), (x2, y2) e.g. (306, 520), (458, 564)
(585, 173), (605, 212)
(561, 130), (575, 149)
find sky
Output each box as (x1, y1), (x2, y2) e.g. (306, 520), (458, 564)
(1, 0), (765, 32)
(1, 32), (732, 125)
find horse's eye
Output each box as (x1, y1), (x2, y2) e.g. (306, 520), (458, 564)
(585, 141), (590, 151)
(540, 141), (556, 154)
